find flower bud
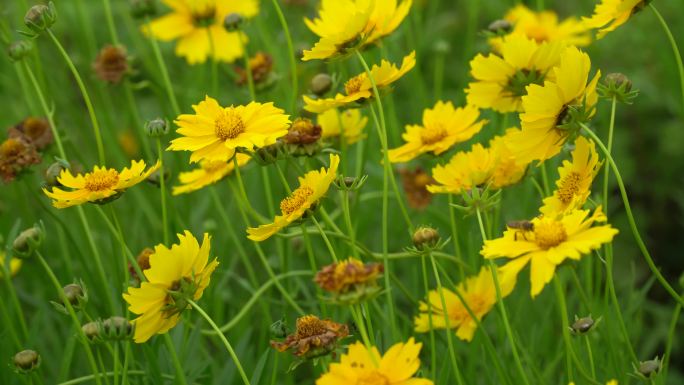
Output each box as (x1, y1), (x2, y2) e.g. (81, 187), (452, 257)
(413, 227), (440, 250)
(102, 316), (134, 340)
(13, 350), (41, 374)
(487, 19), (512, 35)
(598, 72), (638, 104)
(24, 2), (57, 36)
(334, 174), (368, 191)
(63, 283), (87, 308)
(44, 159), (70, 187)
(145, 118), (169, 137)
(311, 73), (333, 96)
(570, 315), (600, 335)
(8, 40), (33, 62)
(130, 0), (157, 19)
(12, 223), (45, 258)
(637, 357), (661, 378)
(82, 321), (101, 342)
(270, 318), (288, 338)
(223, 13), (243, 31)
(605, 73), (632, 92)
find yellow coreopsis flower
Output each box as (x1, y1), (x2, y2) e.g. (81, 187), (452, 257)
(466, 35), (564, 113)
(172, 153), (250, 195)
(0, 252), (22, 279)
(481, 207), (618, 297)
(388, 102), (485, 163)
(507, 46), (601, 164)
(318, 109), (368, 145)
(583, 0), (645, 39)
(490, 4), (591, 51)
(415, 264), (521, 341)
(168, 96), (290, 163)
(42, 160), (160, 208)
(123, 231), (219, 343)
(144, 0), (259, 64)
(302, 0), (412, 61)
(303, 52), (416, 114)
(247, 154), (340, 241)
(540, 136), (602, 216)
(316, 338), (433, 385)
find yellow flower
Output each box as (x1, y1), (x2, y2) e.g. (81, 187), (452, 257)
(481, 207), (618, 297)
(490, 4), (590, 51)
(247, 154), (340, 241)
(42, 160), (160, 208)
(507, 46), (601, 164)
(427, 129), (527, 194)
(316, 338), (433, 385)
(302, 0), (412, 61)
(318, 109), (368, 145)
(303, 52), (416, 114)
(583, 0), (644, 39)
(0, 252), (22, 279)
(172, 153), (250, 195)
(123, 231), (219, 343)
(466, 35), (564, 113)
(144, 0), (259, 64)
(388, 102), (485, 163)
(415, 264), (521, 341)
(168, 96), (290, 163)
(540, 136), (602, 216)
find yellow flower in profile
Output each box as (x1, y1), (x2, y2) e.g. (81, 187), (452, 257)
(0, 252), (22, 279)
(481, 207), (618, 297)
(144, 0), (259, 64)
(172, 153), (250, 195)
(318, 109), (368, 145)
(540, 136), (602, 216)
(123, 231), (218, 343)
(489, 4), (590, 51)
(388, 102), (485, 163)
(302, 0), (412, 61)
(466, 35), (564, 113)
(316, 338), (433, 385)
(42, 160), (160, 208)
(507, 46), (601, 164)
(168, 96), (290, 163)
(415, 264), (521, 341)
(303, 52), (416, 114)
(247, 154), (340, 241)
(583, 0), (645, 39)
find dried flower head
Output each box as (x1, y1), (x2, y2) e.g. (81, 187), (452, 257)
(315, 258), (384, 304)
(235, 51), (274, 87)
(283, 118), (322, 145)
(93, 45), (129, 84)
(0, 136), (41, 182)
(400, 168), (434, 210)
(10, 117), (53, 150)
(271, 315), (349, 359)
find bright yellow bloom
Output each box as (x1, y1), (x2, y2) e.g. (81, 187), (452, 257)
(123, 231), (218, 343)
(316, 338), (433, 385)
(490, 5), (590, 51)
(507, 46), (601, 164)
(415, 264), (522, 341)
(302, 0), (412, 61)
(481, 207), (618, 297)
(0, 252), (22, 279)
(466, 35), (564, 113)
(144, 0), (258, 64)
(583, 0), (644, 39)
(427, 129), (528, 194)
(42, 160), (160, 208)
(168, 96), (290, 163)
(303, 52), (416, 114)
(540, 136), (602, 216)
(318, 109), (368, 145)
(172, 153), (250, 195)
(388, 102), (485, 163)
(247, 154), (340, 241)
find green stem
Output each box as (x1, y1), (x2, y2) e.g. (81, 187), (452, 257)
(311, 216), (339, 262)
(144, 17), (181, 116)
(584, 335), (596, 379)
(94, 206), (143, 281)
(650, 4), (684, 117)
(540, 162), (551, 196)
(57, 371), (177, 385)
(241, 38), (256, 101)
(448, 194), (466, 280)
(602, 97), (617, 209)
(46, 29), (105, 164)
(662, 299), (682, 381)
(604, 244), (638, 363)
(156, 138), (169, 244)
(269, 0), (297, 112)
(349, 304), (373, 349)
(552, 276), (574, 383)
(163, 334), (188, 385)
(420, 256), (437, 381)
(341, 190), (359, 259)
(188, 299), (251, 385)
(207, 28), (219, 97)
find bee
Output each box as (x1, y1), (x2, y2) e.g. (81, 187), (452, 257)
(506, 220), (534, 241)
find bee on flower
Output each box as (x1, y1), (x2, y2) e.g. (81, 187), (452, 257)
(303, 52), (416, 114)
(42, 160), (160, 208)
(317, 109), (368, 145)
(583, 0), (649, 39)
(143, 0), (259, 64)
(172, 153), (250, 195)
(387, 101), (486, 163)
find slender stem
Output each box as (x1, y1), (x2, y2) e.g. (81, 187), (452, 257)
(311, 216), (339, 262)
(448, 194), (465, 280)
(101, 0), (120, 44)
(420, 256), (437, 381)
(650, 4), (684, 117)
(341, 190), (359, 259)
(1, 264), (28, 341)
(241, 38), (256, 101)
(540, 162), (551, 196)
(57, 371), (176, 385)
(662, 300), (682, 381)
(602, 97), (617, 209)
(584, 335), (596, 378)
(604, 243), (638, 363)
(552, 276), (574, 382)
(349, 305), (373, 349)
(162, 335), (188, 385)
(144, 17), (181, 116)
(46, 29), (106, 164)
(156, 138), (169, 244)
(188, 299), (252, 385)
(475, 209), (530, 385)
(94, 206), (143, 281)
(582, 125), (684, 307)
(269, 0), (297, 112)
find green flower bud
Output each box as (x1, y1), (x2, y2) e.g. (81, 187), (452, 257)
(487, 19), (512, 35)
(270, 318), (288, 338)
(102, 316), (134, 341)
(605, 73), (633, 92)
(413, 227), (440, 250)
(12, 223), (45, 258)
(13, 349), (41, 374)
(598, 72), (639, 104)
(82, 321), (101, 342)
(570, 315), (601, 335)
(334, 174), (368, 191)
(637, 357), (661, 378)
(24, 2), (57, 36)
(145, 118), (169, 137)
(63, 283), (87, 307)
(311, 73), (333, 96)
(130, 0), (157, 19)
(8, 40), (33, 62)
(223, 13), (243, 31)
(44, 159), (70, 187)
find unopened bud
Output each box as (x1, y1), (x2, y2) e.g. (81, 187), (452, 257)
(570, 315), (599, 335)
(223, 13), (243, 31)
(13, 350), (41, 374)
(102, 316), (134, 340)
(413, 227), (440, 250)
(487, 19), (512, 35)
(44, 159), (70, 187)
(82, 321), (101, 342)
(605, 73), (632, 92)
(145, 118), (169, 137)
(637, 357), (661, 378)
(334, 174), (368, 191)
(13, 223), (45, 258)
(63, 283), (87, 308)
(599, 72), (638, 104)
(130, 0), (157, 19)
(311, 73), (333, 96)
(24, 2), (57, 35)
(8, 40), (33, 62)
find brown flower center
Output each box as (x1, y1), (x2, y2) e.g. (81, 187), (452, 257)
(84, 169), (120, 191)
(557, 171), (581, 204)
(0, 138), (25, 157)
(294, 315), (328, 338)
(214, 110), (245, 141)
(344, 75), (365, 95)
(22, 117), (49, 139)
(534, 221), (568, 249)
(279, 186), (314, 215)
(420, 125), (448, 145)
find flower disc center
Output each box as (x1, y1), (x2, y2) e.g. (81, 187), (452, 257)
(215, 110), (246, 141)
(280, 186), (314, 215)
(557, 171), (581, 204)
(344, 75), (365, 95)
(534, 221), (568, 249)
(84, 169), (120, 191)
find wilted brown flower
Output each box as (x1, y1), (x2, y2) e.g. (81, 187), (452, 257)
(400, 167), (434, 210)
(235, 51), (273, 86)
(9, 117), (53, 150)
(0, 137), (41, 182)
(129, 248), (153, 283)
(315, 258), (384, 304)
(271, 315), (349, 358)
(283, 118), (322, 145)
(93, 45), (129, 84)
